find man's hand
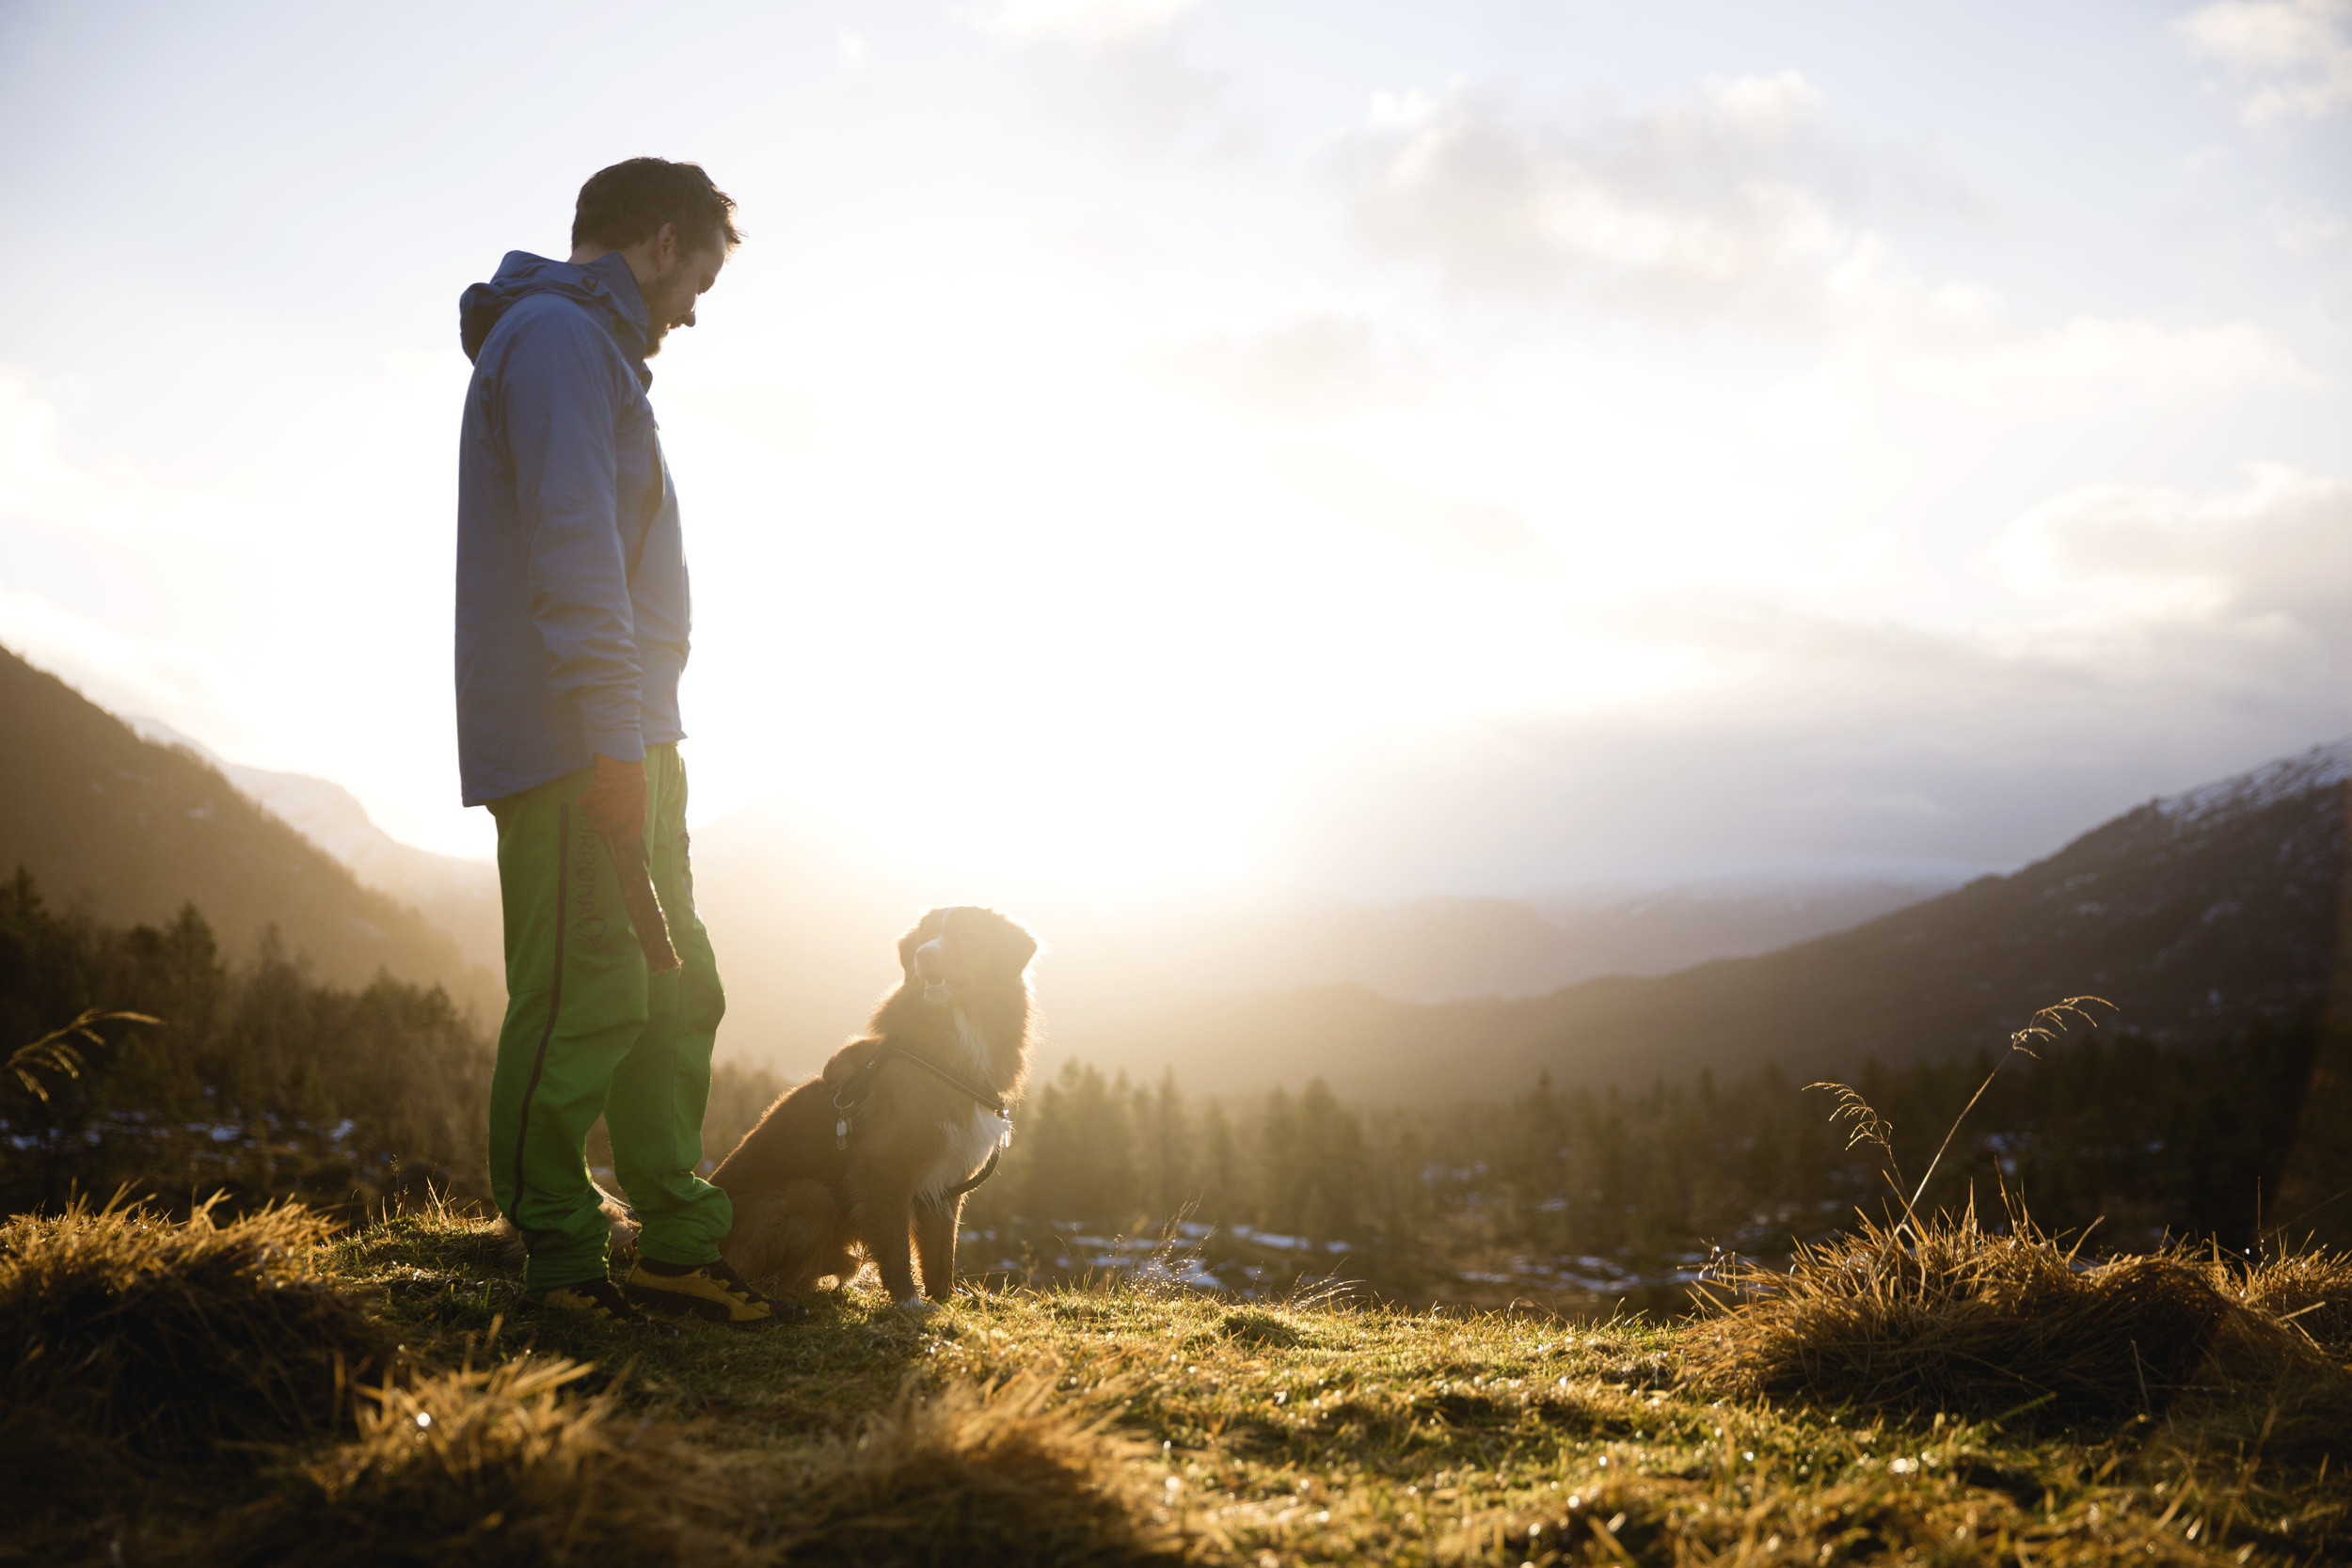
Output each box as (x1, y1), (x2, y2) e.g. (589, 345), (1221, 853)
(580, 752), (647, 840)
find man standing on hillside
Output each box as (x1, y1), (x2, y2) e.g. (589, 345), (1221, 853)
(455, 158), (787, 1329)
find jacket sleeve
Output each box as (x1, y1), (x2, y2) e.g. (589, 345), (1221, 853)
(499, 309), (644, 763)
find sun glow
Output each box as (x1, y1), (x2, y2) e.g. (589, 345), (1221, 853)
(628, 217), (1769, 891)
(1, 2), (2341, 896)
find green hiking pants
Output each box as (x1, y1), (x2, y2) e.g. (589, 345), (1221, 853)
(485, 743), (731, 1291)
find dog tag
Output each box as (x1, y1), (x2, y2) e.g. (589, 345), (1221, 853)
(835, 1117), (850, 1150)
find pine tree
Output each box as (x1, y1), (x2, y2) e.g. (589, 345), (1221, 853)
(1197, 1101), (1239, 1225)
(1362, 1108), (1430, 1244)
(1019, 1061), (1139, 1226)
(1256, 1086), (1299, 1234)
(1293, 1078), (1365, 1243)
(1136, 1069), (1194, 1220)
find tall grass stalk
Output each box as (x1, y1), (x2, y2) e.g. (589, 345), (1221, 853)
(1808, 994), (2113, 1229)
(7, 1006), (160, 1103)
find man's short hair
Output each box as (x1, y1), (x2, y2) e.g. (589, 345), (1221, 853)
(572, 158), (741, 257)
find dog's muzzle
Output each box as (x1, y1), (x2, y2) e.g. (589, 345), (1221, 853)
(914, 935), (974, 1005)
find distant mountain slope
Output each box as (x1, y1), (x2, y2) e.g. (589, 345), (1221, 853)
(685, 799), (1955, 1076)
(1110, 740), (2351, 1097)
(0, 649), (500, 1015)
(123, 716), (501, 973)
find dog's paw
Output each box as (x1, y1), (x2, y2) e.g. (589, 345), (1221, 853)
(896, 1294), (937, 1315)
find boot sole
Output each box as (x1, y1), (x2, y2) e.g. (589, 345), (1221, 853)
(524, 1296), (680, 1336)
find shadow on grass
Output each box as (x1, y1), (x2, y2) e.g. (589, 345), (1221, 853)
(5, 1194), (1183, 1566)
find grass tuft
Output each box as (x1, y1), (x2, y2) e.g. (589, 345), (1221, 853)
(1687, 1196), (2352, 1455)
(2237, 1243), (2352, 1355)
(770, 1370), (1180, 1565)
(1219, 1308), (1308, 1347)
(0, 1192), (401, 1463)
(215, 1354), (768, 1567)
(208, 1358), (1175, 1567)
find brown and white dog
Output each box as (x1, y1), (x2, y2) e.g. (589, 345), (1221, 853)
(710, 906), (1037, 1312)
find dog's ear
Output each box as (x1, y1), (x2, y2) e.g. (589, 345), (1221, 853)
(897, 908), (950, 976)
(986, 911), (1038, 975)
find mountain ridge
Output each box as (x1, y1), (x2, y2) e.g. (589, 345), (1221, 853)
(121, 715), (502, 971)
(1090, 738), (2351, 1096)
(0, 648), (501, 1018)
(683, 810), (1960, 1075)
(30, 638), (2342, 1101)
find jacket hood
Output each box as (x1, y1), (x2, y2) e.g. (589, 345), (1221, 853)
(458, 251), (653, 386)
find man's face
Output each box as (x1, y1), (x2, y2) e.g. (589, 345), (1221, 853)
(641, 225), (726, 357)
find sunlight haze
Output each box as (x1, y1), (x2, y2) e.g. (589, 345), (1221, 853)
(3, 0), (2346, 901)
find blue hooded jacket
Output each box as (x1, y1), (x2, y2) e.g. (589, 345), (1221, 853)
(453, 250), (691, 807)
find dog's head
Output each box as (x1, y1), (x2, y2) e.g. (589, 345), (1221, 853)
(898, 906), (1038, 1007)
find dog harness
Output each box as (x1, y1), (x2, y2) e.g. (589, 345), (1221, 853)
(830, 1044), (1012, 1197)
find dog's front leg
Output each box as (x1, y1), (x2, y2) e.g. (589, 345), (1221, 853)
(850, 1177), (926, 1309)
(913, 1193), (961, 1303)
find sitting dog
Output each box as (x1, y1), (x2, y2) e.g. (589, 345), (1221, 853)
(710, 906), (1037, 1311)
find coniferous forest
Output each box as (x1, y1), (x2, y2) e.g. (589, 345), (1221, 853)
(8, 870), (2335, 1306)
(964, 1009), (2328, 1303)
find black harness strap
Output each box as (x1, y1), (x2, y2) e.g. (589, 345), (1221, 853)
(832, 1042), (1013, 1196)
(938, 1147), (1003, 1200)
(838, 1042), (1007, 1115)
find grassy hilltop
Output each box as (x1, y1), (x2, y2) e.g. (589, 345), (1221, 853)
(7, 1192), (2348, 1566)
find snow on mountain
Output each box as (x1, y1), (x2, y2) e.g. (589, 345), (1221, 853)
(2154, 737), (2352, 827)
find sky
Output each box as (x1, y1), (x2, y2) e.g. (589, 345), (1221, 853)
(2, 0), (2347, 900)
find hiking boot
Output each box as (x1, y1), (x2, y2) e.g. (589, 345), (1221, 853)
(626, 1257), (806, 1327)
(524, 1275), (675, 1334)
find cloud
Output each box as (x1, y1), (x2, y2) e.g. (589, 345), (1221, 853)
(1336, 73), (1931, 323)
(1335, 78), (2312, 411)
(969, 0), (1228, 152)
(2176, 0), (2352, 123)
(0, 361), (480, 856)
(1255, 467), (2352, 895)
(1139, 313), (1434, 419)
(1988, 464), (2352, 631)
(1263, 447), (1562, 575)
(1779, 293), (2312, 420)
(1685, 467), (2352, 730)
(976, 0), (1196, 43)
(2267, 201), (2351, 256)
(0, 587), (277, 764)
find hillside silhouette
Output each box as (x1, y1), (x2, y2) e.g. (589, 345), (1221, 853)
(1108, 741), (2352, 1096)
(684, 802), (1950, 1076)
(23, 698), (1952, 1080)
(0, 649), (499, 1016)
(123, 714), (503, 972)
(19, 634), (2344, 1104)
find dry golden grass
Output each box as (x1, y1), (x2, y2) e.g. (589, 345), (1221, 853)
(2, 1196), (1178, 1566)
(0, 1192), (401, 1462)
(765, 1370), (1178, 1566)
(2237, 1243), (2352, 1356)
(212, 1354), (769, 1567)
(6, 1008), (158, 1104)
(1685, 1196), (2352, 1462)
(208, 1356), (1176, 1567)
(9, 1170), (2352, 1564)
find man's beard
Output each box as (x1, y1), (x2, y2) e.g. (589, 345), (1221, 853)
(644, 321), (669, 358)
